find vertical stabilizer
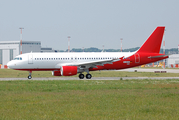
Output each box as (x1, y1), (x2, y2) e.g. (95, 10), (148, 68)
(137, 26), (165, 53)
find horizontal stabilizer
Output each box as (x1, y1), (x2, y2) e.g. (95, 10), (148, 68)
(148, 54), (169, 59)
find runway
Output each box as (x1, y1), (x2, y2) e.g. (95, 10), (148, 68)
(119, 68), (179, 73)
(1, 77), (179, 81)
(1, 68), (179, 81)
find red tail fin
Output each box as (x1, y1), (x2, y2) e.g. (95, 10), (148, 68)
(137, 26), (165, 53)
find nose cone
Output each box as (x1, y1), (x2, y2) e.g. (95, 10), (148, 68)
(7, 61), (14, 69)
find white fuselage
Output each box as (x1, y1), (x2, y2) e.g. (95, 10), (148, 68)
(7, 52), (135, 70)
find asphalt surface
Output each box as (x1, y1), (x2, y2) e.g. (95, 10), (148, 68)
(0, 68), (179, 81)
(119, 68), (179, 73)
(1, 77), (179, 81)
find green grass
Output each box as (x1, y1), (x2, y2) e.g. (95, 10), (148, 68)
(0, 80), (179, 119)
(1, 69), (179, 78)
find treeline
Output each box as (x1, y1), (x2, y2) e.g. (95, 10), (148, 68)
(58, 47), (140, 52)
(57, 47), (179, 54)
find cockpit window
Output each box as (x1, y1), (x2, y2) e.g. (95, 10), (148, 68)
(14, 57), (22, 60)
(14, 58), (19, 60)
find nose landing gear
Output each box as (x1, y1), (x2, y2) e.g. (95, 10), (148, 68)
(28, 71), (32, 79)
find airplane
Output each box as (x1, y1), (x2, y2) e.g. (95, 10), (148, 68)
(7, 26), (168, 79)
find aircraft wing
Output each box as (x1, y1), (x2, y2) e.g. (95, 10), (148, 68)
(56, 56), (124, 69)
(74, 58), (122, 68)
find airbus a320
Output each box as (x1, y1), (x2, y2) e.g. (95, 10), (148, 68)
(7, 27), (168, 79)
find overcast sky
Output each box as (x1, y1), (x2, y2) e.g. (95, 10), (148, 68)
(0, 0), (178, 50)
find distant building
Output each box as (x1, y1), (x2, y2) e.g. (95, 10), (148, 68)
(22, 41), (41, 53)
(0, 41), (41, 67)
(167, 54), (179, 68)
(41, 47), (55, 52)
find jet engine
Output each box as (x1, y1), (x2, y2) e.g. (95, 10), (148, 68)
(61, 66), (78, 76)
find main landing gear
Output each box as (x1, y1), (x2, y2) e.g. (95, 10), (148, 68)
(28, 71), (32, 79)
(79, 73), (92, 79)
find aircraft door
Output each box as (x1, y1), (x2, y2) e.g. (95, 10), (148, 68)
(135, 53), (140, 63)
(28, 54), (33, 64)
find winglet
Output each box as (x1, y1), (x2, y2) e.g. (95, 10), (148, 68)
(137, 26), (165, 53)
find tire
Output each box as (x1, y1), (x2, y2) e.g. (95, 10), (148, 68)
(28, 75), (32, 79)
(79, 74), (84, 79)
(86, 74), (92, 79)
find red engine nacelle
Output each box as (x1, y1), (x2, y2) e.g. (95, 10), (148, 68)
(52, 70), (62, 76)
(61, 66), (78, 76)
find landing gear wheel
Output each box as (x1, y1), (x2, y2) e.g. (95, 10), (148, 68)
(86, 74), (92, 79)
(28, 75), (32, 79)
(28, 71), (32, 79)
(79, 74), (84, 79)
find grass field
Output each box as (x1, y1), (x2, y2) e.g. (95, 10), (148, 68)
(1, 69), (179, 119)
(1, 69), (179, 78)
(0, 80), (179, 119)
